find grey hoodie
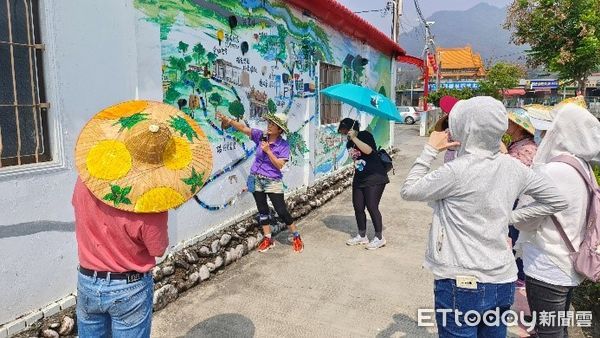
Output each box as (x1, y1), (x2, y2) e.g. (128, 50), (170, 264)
(401, 97), (568, 283)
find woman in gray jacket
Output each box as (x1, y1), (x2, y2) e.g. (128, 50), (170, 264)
(401, 96), (568, 338)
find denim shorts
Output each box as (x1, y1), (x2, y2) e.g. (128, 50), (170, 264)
(76, 271), (154, 338)
(250, 174), (284, 194)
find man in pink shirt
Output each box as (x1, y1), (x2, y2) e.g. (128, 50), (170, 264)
(72, 100), (213, 337)
(73, 178), (168, 337)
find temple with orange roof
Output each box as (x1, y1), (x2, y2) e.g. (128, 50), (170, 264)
(429, 45), (486, 81)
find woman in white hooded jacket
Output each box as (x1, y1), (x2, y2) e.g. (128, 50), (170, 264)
(515, 103), (600, 338)
(401, 96), (568, 338)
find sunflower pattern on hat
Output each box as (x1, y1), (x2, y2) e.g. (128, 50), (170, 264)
(75, 100), (213, 213)
(507, 108), (536, 135)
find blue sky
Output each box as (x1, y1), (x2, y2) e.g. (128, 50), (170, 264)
(338, 0), (513, 36)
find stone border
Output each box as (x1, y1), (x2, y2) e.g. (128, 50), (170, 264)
(11, 162), (368, 337)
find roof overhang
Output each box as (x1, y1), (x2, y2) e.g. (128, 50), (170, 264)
(285, 0), (406, 57)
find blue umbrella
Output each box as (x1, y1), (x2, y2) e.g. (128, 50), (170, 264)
(321, 83), (401, 122)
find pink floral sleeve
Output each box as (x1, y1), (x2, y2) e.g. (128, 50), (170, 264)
(508, 139), (538, 167)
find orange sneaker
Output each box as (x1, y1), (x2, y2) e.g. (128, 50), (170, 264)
(292, 236), (304, 253)
(257, 237), (273, 252)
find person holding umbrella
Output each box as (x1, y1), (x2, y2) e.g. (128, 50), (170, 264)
(321, 83), (400, 249)
(338, 118), (390, 249)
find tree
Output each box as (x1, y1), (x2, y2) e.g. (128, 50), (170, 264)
(168, 56), (187, 81)
(197, 78), (213, 99)
(478, 62), (526, 99)
(178, 41), (189, 54)
(228, 100), (245, 120)
(267, 99), (277, 115)
(185, 71), (201, 88)
(192, 42), (206, 64)
(428, 87), (478, 106)
(208, 92), (223, 112)
(504, 0), (600, 92)
(206, 52), (218, 65)
(378, 86), (387, 97)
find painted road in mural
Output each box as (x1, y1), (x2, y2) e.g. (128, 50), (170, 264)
(134, 0), (392, 210)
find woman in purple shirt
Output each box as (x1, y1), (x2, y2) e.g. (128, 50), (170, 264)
(217, 111), (304, 253)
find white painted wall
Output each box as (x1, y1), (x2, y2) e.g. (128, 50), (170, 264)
(0, 0), (161, 325)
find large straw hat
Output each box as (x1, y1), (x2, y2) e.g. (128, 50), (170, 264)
(507, 107), (536, 135)
(264, 112), (289, 134)
(523, 104), (553, 130)
(556, 95), (587, 109)
(75, 100), (213, 213)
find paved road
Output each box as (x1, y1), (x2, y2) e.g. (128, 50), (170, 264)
(152, 124), (585, 338)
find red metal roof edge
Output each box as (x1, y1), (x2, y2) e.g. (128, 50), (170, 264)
(285, 0), (406, 57)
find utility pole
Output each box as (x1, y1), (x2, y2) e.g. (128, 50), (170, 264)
(391, 0), (403, 44)
(414, 0), (439, 111)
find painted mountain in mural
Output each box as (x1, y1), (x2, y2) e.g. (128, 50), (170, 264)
(400, 3), (527, 63)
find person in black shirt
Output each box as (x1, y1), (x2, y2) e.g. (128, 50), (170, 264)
(338, 118), (389, 249)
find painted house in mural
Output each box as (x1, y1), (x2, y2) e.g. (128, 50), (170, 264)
(0, 0), (407, 331)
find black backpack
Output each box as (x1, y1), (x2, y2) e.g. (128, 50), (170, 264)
(377, 148), (394, 174)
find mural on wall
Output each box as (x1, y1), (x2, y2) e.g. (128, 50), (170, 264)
(134, 0), (393, 209)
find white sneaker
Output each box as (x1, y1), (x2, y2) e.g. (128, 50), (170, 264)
(346, 234), (369, 246)
(366, 237), (386, 250)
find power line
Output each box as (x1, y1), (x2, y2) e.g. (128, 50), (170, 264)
(353, 2), (394, 17)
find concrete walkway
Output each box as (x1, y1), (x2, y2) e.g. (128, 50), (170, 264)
(151, 125), (584, 338)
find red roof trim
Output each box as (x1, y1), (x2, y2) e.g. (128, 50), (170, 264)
(397, 55), (425, 69)
(285, 0), (406, 57)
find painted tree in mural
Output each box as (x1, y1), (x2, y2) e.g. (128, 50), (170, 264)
(379, 86), (387, 97)
(287, 131), (309, 165)
(209, 92), (223, 112)
(178, 41), (189, 54)
(192, 42), (206, 65)
(168, 56), (187, 81)
(352, 55), (368, 84)
(267, 99), (277, 115)
(276, 25), (288, 64)
(228, 100), (245, 120)
(184, 70), (201, 88)
(207, 52), (217, 65)
(198, 78), (213, 99)
(254, 24), (289, 68)
(299, 37), (318, 76)
(166, 87), (180, 104)
(342, 54), (368, 84)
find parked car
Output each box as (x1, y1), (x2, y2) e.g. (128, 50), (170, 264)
(397, 106), (421, 124)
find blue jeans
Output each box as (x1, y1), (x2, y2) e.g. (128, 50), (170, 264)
(434, 279), (515, 338)
(76, 271), (154, 338)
